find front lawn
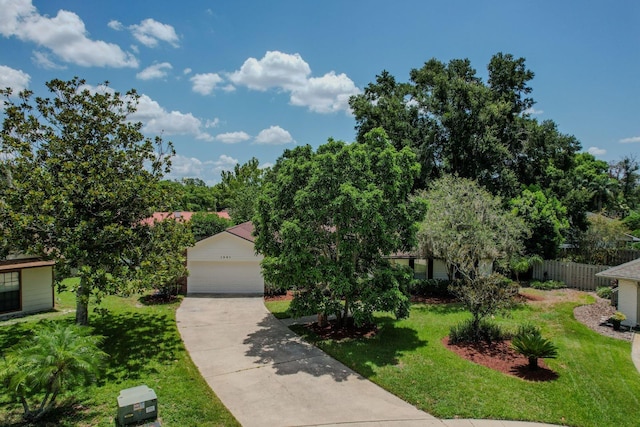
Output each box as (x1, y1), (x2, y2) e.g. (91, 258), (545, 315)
(0, 287), (239, 427)
(273, 291), (640, 427)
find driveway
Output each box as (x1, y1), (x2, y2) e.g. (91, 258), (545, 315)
(177, 296), (562, 427)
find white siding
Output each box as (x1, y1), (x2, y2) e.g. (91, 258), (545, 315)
(21, 266), (53, 313)
(187, 232), (264, 294)
(618, 279), (638, 326)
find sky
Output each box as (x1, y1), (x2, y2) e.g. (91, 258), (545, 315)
(0, 0), (638, 184)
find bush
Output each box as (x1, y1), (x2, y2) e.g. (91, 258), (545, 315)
(264, 282), (287, 297)
(514, 322), (542, 339)
(530, 280), (565, 290)
(409, 279), (453, 297)
(596, 286), (613, 299)
(449, 318), (505, 345)
(511, 332), (558, 370)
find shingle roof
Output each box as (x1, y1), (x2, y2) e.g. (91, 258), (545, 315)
(596, 258), (640, 281)
(225, 221), (255, 242)
(141, 210), (230, 226)
(0, 258), (55, 272)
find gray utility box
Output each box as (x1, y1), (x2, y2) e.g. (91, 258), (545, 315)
(117, 385), (158, 426)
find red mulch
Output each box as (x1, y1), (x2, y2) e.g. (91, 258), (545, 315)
(410, 295), (457, 304)
(307, 319), (378, 340)
(442, 337), (558, 382)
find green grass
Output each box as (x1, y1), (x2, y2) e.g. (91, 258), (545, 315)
(277, 295), (640, 427)
(0, 285), (239, 427)
(263, 300), (292, 319)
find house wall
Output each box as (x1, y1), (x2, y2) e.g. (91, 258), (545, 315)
(187, 232), (264, 294)
(618, 279), (638, 327)
(20, 266), (54, 314)
(432, 260), (449, 280)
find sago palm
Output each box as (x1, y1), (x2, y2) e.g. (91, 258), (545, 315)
(0, 322), (107, 421)
(511, 333), (558, 370)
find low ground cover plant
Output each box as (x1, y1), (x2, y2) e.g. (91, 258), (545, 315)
(530, 280), (565, 290)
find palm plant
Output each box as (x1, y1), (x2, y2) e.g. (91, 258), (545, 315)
(511, 332), (558, 370)
(0, 322), (107, 421)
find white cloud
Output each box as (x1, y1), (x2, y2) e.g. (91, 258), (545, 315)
(524, 107), (544, 115)
(0, 65), (30, 93)
(0, 0), (138, 68)
(587, 147), (607, 156)
(168, 154), (207, 178)
(290, 71), (360, 113)
(229, 51), (311, 91)
(254, 126), (294, 145)
(183, 68), (192, 75)
(129, 18), (179, 48)
(128, 94), (212, 141)
(259, 162), (273, 170)
(222, 84), (236, 92)
(620, 136), (640, 144)
(215, 131), (251, 144)
(136, 62), (172, 80)
(205, 118), (220, 128)
(107, 20), (124, 31)
(228, 50), (359, 113)
(31, 51), (65, 69)
(190, 73), (224, 95)
(213, 154), (238, 173)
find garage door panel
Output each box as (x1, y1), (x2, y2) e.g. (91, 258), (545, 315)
(187, 261), (263, 294)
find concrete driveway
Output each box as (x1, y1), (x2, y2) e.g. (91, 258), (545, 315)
(176, 296), (436, 426)
(177, 296), (563, 427)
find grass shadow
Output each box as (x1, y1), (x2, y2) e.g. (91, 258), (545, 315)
(510, 364), (559, 382)
(94, 311), (183, 383)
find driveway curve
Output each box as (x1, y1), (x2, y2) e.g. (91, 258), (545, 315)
(177, 296), (561, 427)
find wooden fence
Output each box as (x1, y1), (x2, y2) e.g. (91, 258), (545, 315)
(532, 260), (613, 291)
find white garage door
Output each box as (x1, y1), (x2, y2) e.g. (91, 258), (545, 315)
(187, 261), (264, 294)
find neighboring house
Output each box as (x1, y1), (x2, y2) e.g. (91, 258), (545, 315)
(0, 257), (56, 317)
(186, 221), (264, 294)
(390, 252), (493, 280)
(596, 258), (640, 327)
(141, 210), (231, 226)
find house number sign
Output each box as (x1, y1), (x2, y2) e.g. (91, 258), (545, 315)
(220, 255), (231, 259)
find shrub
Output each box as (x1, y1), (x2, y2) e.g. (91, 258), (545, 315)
(0, 322), (107, 421)
(514, 322), (542, 339)
(449, 318), (505, 345)
(609, 311), (626, 330)
(409, 279), (453, 297)
(511, 333), (558, 370)
(530, 280), (565, 290)
(596, 286), (613, 299)
(264, 282), (287, 297)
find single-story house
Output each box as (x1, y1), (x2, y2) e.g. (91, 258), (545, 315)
(596, 258), (640, 327)
(390, 252), (493, 280)
(0, 257), (56, 317)
(186, 221), (264, 294)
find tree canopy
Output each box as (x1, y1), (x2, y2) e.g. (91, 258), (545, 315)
(254, 129), (424, 326)
(0, 77), (188, 325)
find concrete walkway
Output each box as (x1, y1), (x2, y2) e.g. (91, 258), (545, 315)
(177, 296), (562, 427)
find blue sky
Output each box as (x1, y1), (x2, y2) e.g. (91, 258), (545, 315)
(1, 0), (638, 184)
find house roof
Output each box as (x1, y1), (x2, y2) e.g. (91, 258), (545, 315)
(142, 210), (230, 225)
(225, 221), (255, 242)
(596, 258), (640, 281)
(0, 258), (55, 272)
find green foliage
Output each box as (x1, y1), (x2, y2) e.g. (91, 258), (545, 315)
(0, 78), (180, 325)
(622, 210), (640, 232)
(508, 254), (543, 282)
(408, 279), (453, 298)
(530, 280), (565, 290)
(449, 318), (505, 344)
(610, 311), (626, 322)
(513, 322), (542, 339)
(215, 157), (264, 223)
(511, 332), (558, 370)
(596, 286), (613, 299)
(571, 213), (630, 264)
(417, 176), (529, 282)
(158, 178), (219, 212)
(254, 128), (423, 327)
(0, 322), (107, 421)
(509, 187), (569, 258)
(190, 211), (232, 241)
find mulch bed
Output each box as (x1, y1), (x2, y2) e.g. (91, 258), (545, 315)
(307, 319), (378, 340)
(264, 290), (294, 302)
(442, 337), (558, 382)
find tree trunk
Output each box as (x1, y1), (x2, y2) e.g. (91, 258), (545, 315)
(528, 356), (539, 370)
(341, 298), (349, 328)
(317, 312), (327, 327)
(75, 276), (90, 326)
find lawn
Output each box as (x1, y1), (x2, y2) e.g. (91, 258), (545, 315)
(272, 290), (640, 427)
(0, 284), (239, 427)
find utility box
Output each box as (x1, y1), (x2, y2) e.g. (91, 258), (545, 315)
(117, 385), (158, 426)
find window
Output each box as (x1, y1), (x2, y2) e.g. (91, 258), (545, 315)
(0, 271), (20, 313)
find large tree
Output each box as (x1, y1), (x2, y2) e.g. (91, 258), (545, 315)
(215, 157), (265, 223)
(417, 175), (528, 281)
(0, 78), (185, 325)
(254, 129), (423, 326)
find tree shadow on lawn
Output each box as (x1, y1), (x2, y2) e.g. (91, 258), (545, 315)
(242, 314), (427, 380)
(94, 311), (183, 384)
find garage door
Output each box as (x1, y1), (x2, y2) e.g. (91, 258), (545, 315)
(187, 261), (264, 294)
